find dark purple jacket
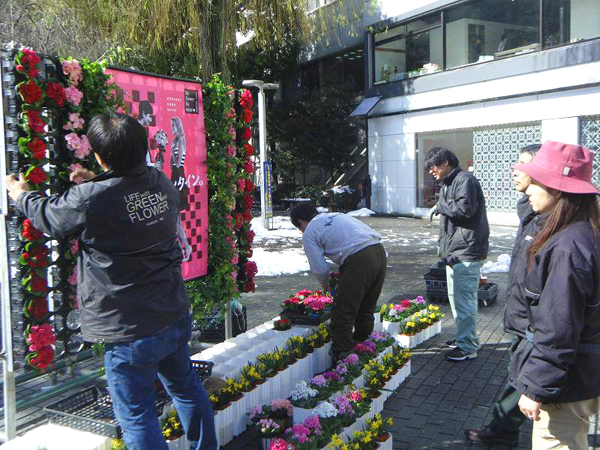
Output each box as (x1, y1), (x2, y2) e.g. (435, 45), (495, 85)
(510, 221), (600, 403)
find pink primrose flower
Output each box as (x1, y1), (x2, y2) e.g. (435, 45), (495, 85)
(64, 85), (83, 106)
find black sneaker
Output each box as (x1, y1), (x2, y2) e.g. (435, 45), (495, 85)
(445, 347), (477, 361)
(465, 426), (519, 446)
(444, 339), (457, 348)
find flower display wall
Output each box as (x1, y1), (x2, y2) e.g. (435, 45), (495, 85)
(11, 48), (124, 371)
(9, 48), (258, 371)
(185, 76), (257, 319)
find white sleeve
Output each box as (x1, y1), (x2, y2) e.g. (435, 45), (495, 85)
(302, 229), (330, 286)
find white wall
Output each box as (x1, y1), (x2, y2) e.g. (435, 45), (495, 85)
(571, 0), (600, 41)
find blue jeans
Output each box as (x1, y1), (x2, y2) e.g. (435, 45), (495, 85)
(446, 261), (482, 354)
(104, 312), (217, 450)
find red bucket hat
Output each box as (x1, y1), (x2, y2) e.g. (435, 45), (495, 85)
(513, 140), (600, 195)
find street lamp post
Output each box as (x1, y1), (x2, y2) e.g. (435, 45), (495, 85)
(242, 80), (279, 230)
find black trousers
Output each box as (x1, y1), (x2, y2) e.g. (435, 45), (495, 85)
(490, 336), (527, 434)
(331, 243), (387, 354)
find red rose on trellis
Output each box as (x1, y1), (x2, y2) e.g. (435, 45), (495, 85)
(16, 49), (41, 78)
(242, 210), (252, 222)
(245, 179), (255, 193)
(244, 279), (255, 292)
(244, 159), (254, 174)
(27, 137), (47, 160)
(27, 345), (54, 371)
(241, 108), (253, 124)
(242, 194), (253, 210)
(241, 128), (252, 141)
(19, 81), (43, 104)
(22, 219), (43, 241)
(26, 166), (47, 185)
(240, 89), (254, 109)
(30, 274), (48, 294)
(46, 82), (65, 107)
(25, 108), (46, 133)
(245, 261), (258, 278)
(27, 298), (49, 320)
(245, 229), (256, 244)
(23, 246), (50, 268)
(244, 143), (254, 157)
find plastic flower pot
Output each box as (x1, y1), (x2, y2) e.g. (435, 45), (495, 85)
(381, 321), (399, 336)
(292, 405), (315, 425)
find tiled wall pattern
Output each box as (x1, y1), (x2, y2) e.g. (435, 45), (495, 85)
(473, 124), (542, 212)
(581, 116), (600, 187)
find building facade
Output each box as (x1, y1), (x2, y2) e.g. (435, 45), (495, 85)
(301, 0), (600, 224)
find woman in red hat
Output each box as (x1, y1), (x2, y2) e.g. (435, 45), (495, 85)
(510, 140), (600, 449)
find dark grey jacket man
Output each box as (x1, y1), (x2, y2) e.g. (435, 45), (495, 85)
(427, 147), (488, 362)
(437, 167), (489, 265)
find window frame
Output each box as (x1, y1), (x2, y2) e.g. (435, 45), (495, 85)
(369, 0), (600, 88)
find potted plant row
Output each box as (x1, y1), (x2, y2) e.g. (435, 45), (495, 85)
(280, 289), (334, 326)
(379, 297), (444, 348)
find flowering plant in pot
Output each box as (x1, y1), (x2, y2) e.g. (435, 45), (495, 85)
(381, 345), (411, 373)
(269, 438), (297, 450)
(367, 331), (395, 353)
(363, 360), (391, 397)
(249, 399), (293, 438)
(209, 378), (243, 409)
(307, 323), (331, 350)
(330, 394), (356, 428)
(352, 341), (377, 364)
(379, 296), (427, 322)
(311, 402), (343, 443)
(310, 372), (345, 399)
(282, 418), (323, 450)
(286, 335), (309, 360)
(161, 410), (184, 441)
(274, 318), (292, 331)
(347, 387), (371, 418)
(366, 414), (394, 444)
(240, 363), (265, 388)
(335, 353), (363, 383)
(290, 380), (320, 409)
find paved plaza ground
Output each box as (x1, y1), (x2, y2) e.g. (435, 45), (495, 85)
(1, 214), (599, 449)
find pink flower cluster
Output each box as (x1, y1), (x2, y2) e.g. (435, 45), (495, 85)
(343, 353), (359, 365)
(62, 59), (83, 85)
(333, 395), (354, 415)
(63, 113), (85, 131)
(353, 342), (376, 355)
(311, 375), (327, 387)
(65, 133), (92, 159)
(269, 438), (294, 450)
(70, 239), (79, 255)
(68, 266), (78, 286)
(227, 145), (236, 157)
(304, 295), (333, 312)
(270, 398), (293, 416)
(64, 85), (83, 106)
(27, 324), (57, 352)
(285, 424), (312, 444)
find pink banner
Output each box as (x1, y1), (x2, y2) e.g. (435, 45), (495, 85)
(105, 68), (208, 280)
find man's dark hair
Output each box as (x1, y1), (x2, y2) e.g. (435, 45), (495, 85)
(520, 144), (541, 158)
(87, 113), (148, 171)
(424, 147), (459, 170)
(290, 202), (319, 228)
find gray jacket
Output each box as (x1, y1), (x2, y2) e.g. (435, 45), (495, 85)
(437, 168), (489, 265)
(18, 164), (189, 343)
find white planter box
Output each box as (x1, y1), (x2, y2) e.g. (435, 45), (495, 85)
(293, 405), (315, 425)
(381, 321), (399, 336)
(166, 436), (189, 450)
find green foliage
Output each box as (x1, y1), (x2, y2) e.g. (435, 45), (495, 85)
(186, 75), (239, 320)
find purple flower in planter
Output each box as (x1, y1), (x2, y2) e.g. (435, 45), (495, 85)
(343, 353), (360, 365)
(311, 375), (327, 387)
(303, 415), (322, 434)
(333, 395), (354, 415)
(323, 371), (342, 382)
(363, 340), (377, 351)
(335, 363), (348, 375)
(415, 295), (426, 304)
(369, 331), (389, 342)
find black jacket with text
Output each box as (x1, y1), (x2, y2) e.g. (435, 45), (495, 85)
(509, 221), (600, 403)
(504, 194), (544, 337)
(18, 164), (189, 343)
(437, 168), (489, 265)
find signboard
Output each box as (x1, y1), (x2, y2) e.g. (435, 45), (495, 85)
(264, 161), (273, 219)
(105, 68), (208, 280)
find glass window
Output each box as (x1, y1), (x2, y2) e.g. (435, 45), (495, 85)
(374, 14), (442, 84)
(301, 62), (320, 97)
(544, 0), (600, 48)
(417, 131), (474, 208)
(445, 0), (540, 69)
